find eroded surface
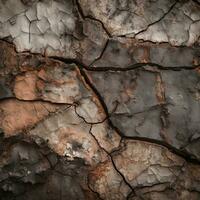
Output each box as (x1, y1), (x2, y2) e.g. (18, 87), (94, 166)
(0, 0), (200, 199)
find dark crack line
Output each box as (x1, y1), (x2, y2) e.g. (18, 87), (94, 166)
(51, 56), (200, 72)
(88, 125), (136, 198)
(1, 38), (199, 72)
(75, 0), (112, 38)
(1, 39), (200, 164)
(192, 0), (200, 6)
(84, 15), (112, 38)
(74, 0), (85, 20)
(78, 67), (113, 124)
(134, 1), (178, 37)
(111, 103), (170, 117)
(119, 136), (200, 165)
(110, 155), (137, 197)
(89, 39), (109, 67)
(74, 104), (108, 125)
(86, 172), (104, 200)
(73, 99), (121, 125)
(50, 56), (200, 165)
(127, 190), (135, 200)
(0, 96), (74, 106)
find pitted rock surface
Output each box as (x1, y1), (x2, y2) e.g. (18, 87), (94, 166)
(0, 0), (200, 199)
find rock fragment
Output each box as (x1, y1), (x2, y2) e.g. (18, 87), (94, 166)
(0, 99), (58, 136)
(86, 68), (200, 159)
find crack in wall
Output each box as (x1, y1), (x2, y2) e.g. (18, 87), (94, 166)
(0, 0), (200, 197)
(0, 40), (200, 164)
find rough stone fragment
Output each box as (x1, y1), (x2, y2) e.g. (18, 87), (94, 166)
(0, 99), (58, 136)
(80, 18), (108, 65)
(0, 81), (13, 99)
(90, 121), (121, 153)
(0, 40), (18, 72)
(79, 0), (200, 46)
(14, 71), (38, 100)
(129, 161), (200, 200)
(161, 70), (200, 152)
(86, 69), (162, 139)
(75, 97), (106, 123)
(0, 137), (98, 200)
(86, 68), (200, 159)
(12, 61), (108, 116)
(90, 38), (141, 68)
(136, 1), (200, 46)
(35, 64), (90, 104)
(0, 0), (108, 64)
(112, 140), (185, 188)
(79, 0), (176, 36)
(29, 106), (108, 166)
(88, 159), (131, 200)
(0, 0), (200, 199)
(13, 62), (89, 103)
(90, 38), (200, 68)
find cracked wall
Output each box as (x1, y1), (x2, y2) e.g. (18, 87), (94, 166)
(0, 0), (200, 199)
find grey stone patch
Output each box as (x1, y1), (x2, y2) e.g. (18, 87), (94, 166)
(15, 172), (85, 200)
(112, 140), (200, 200)
(91, 38), (136, 68)
(185, 138), (200, 160)
(111, 108), (162, 140)
(90, 38), (200, 69)
(86, 70), (137, 113)
(0, 81), (13, 99)
(0, 137), (90, 200)
(86, 68), (200, 159)
(161, 70), (200, 149)
(130, 190), (200, 200)
(0, 0), (28, 23)
(0, 0), (108, 65)
(38, 64), (91, 104)
(81, 18), (108, 65)
(79, 0), (176, 36)
(86, 69), (161, 137)
(136, 1), (200, 46)
(29, 106), (107, 165)
(149, 46), (200, 67)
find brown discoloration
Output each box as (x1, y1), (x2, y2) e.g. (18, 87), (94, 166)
(89, 160), (111, 180)
(0, 99), (58, 136)
(160, 128), (171, 144)
(193, 57), (200, 66)
(155, 73), (165, 104)
(132, 45), (150, 63)
(91, 121), (121, 153)
(14, 71), (38, 100)
(12, 62), (94, 104)
(112, 140), (185, 185)
(89, 159), (131, 200)
(0, 40), (18, 75)
(29, 107), (108, 166)
(195, 67), (200, 75)
(142, 46), (150, 63)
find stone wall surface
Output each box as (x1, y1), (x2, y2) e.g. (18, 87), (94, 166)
(0, 0), (200, 199)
